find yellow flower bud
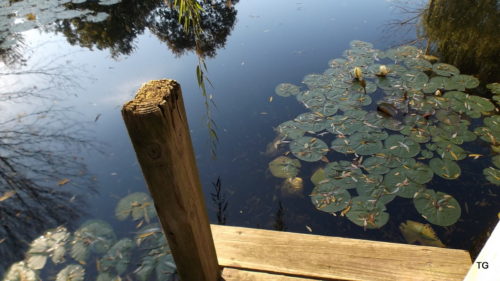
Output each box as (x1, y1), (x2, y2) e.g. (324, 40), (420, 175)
(379, 65), (389, 76)
(353, 67), (363, 80)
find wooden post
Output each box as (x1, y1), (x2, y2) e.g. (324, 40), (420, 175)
(122, 80), (221, 281)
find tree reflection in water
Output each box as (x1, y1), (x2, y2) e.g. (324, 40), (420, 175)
(420, 0), (500, 83)
(0, 51), (96, 275)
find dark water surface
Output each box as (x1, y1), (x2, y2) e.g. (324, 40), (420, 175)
(1, 0), (499, 279)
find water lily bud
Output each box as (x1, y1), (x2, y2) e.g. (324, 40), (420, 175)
(353, 67), (363, 80)
(286, 177), (303, 190)
(434, 89), (442, 96)
(379, 65), (389, 76)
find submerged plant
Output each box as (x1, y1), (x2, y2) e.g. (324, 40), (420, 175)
(270, 40), (499, 229)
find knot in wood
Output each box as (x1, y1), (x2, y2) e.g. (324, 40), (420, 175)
(146, 142), (162, 159)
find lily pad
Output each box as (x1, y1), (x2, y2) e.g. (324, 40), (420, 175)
(422, 76), (453, 93)
(383, 168), (426, 198)
(269, 156), (301, 178)
(362, 156), (391, 174)
(445, 91), (495, 117)
(435, 142), (467, 161)
(294, 112), (328, 132)
(400, 161), (434, 184)
(275, 83), (301, 97)
(346, 196), (390, 229)
(432, 63), (460, 76)
(474, 126), (500, 144)
(429, 158), (461, 179)
(385, 135), (420, 158)
(449, 74), (480, 91)
(310, 182), (351, 213)
(349, 132), (384, 155)
(483, 167), (500, 185)
(356, 177), (397, 204)
(331, 137), (355, 154)
(276, 120), (306, 140)
(26, 226), (70, 270)
(56, 265), (85, 281)
(399, 220), (445, 247)
(71, 220), (116, 263)
(115, 192), (156, 222)
(3, 262), (39, 281)
(311, 168), (326, 185)
(99, 238), (134, 275)
(492, 155), (500, 169)
(290, 136), (329, 162)
(413, 189), (461, 226)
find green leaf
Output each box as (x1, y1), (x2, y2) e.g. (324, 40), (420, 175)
(99, 238), (134, 275)
(383, 168), (426, 198)
(115, 193), (156, 222)
(483, 167), (500, 185)
(294, 112), (328, 132)
(311, 168), (326, 185)
(385, 135), (420, 158)
(56, 265), (85, 281)
(71, 220), (116, 262)
(276, 120), (306, 140)
(432, 63), (460, 76)
(275, 83), (301, 97)
(290, 136), (329, 162)
(346, 197), (389, 229)
(362, 156), (391, 174)
(349, 132), (384, 155)
(268, 156), (301, 179)
(310, 182), (351, 213)
(399, 220), (445, 247)
(413, 189), (461, 226)
(429, 158), (461, 179)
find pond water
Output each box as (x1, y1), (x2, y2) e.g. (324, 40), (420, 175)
(1, 0), (499, 280)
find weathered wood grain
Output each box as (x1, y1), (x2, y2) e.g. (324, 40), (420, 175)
(222, 268), (320, 281)
(122, 80), (220, 281)
(212, 225), (471, 281)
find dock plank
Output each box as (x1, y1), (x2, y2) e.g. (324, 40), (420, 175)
(212, 225), (471, 281)
(222, 268), (320, 281)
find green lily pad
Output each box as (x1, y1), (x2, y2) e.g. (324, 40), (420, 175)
(71, 220), (116, 263)
(383, 168), (426, 198)
(346, 196), (390, 229)
(492, 155), (500, 169)
(399, 220), (445, 247)
(275, 83), (300, 97)
(486, 82), (500, 94)
(311, 168), (326, 185)
(356, 175), (397, 204)
(269, 156), (301, 179)
(331, 137), (355, 154)
(405, 58), (433, 72)
(401, 70), (428, 90)
(432, 63), (460, 76)
(290, 136), (329, 162)
(99, 239), (134, 275)
(422, 76), (453, 93)
(413, 189), (461, 226)
(115, 192), (156, 222)
(449, 74), (480, 91)
(429, 158), (461, 179)
(310, 182), (351, 213)
(419, 150), (434, 159)
(56, 265), (85, 281)
(294, 112), (328, 132)
(323, 161), (363, 188)
(474, 126), (500, 144)
(277, 120), (306, 140)
(445, 91), (495, 117)
(362, 156), (391, 174)
(303, 74), (330, 89)
(349, 132), (384, 155)
(385, 135), (420, 158)
(96, 273), (121, 281)
(400, 161), (434, 184)
(435, 142), (467, 161)
(483, 167), (500, 185)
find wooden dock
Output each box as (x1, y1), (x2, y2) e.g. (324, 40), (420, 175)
(213, 225), (471, 281)
(123, 79), (474, 281)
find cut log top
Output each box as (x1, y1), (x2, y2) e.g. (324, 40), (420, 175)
(123, 79), (179, 115)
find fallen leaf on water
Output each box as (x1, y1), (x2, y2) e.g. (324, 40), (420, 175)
(306, 225), (312, 232)
(260, 112), (268, 115)
(0, 238), (5, 244)
(468, 153), (483, 159)
(399, 220), (445, 247)
(0, 191), (16, 202)
(269, 96), (273, 102)
(25, 13), (36, 21)
(58, 179), (70, 186)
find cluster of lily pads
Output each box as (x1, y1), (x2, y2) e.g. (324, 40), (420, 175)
(271, 40), (499, 229)
(3, 192), (175, 281)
